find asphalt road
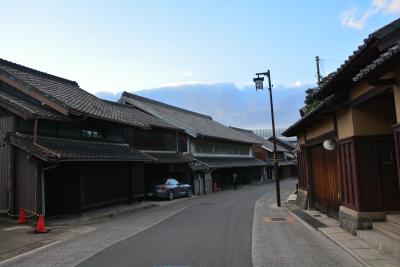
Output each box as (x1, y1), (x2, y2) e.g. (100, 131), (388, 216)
(78, 179), (361, 267)
(78, 183), (273, 267)
(3, 179), (362, 267)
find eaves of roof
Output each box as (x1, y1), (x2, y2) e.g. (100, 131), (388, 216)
(282, 95), (337, 137)
(353, 41), (400, 82)
(0, 90), (70, 121)
(9, 132), (155, 162)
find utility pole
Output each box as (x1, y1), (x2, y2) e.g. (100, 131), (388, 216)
(315, 56), (321, 84)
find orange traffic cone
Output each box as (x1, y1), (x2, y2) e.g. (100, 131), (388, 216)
(18, 208), (27, 224)
(34, 214), (50, 233)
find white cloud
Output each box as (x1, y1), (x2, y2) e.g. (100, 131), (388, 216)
(373, 0), (400, 13)
(292, 80), (303, 87)
(340, 7), (376, 30)
(340, 0), (400, 30)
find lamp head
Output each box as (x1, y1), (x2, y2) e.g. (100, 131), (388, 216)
(253, 75), (264, 90)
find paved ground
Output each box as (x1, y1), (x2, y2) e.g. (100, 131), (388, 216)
(252, 188), (362, 267)
(0, 178), (363, 267)
(0, 214), (70, 262)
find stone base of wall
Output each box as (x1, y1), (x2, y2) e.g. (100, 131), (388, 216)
(339, 206), (386, 235)
(296, 188), (307, 209)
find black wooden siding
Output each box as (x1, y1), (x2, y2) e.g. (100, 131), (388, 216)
(123, 127), (176, 151)
(15, 148), (39, 213)
(0, 110), (14, 210)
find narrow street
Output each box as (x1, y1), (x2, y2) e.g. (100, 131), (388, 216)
(1, 179), (362, 267)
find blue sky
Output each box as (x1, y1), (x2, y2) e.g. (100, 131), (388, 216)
(1, 1), (399, 129)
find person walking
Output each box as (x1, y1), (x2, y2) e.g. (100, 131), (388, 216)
(232, 172), (238, 190)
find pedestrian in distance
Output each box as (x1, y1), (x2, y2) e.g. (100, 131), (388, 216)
(233, 172), (238, 190)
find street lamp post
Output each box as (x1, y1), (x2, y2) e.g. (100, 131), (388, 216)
(253, 70), (281, 207)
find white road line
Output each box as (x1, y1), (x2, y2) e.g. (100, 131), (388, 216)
(0, 240), (61, 266)
(3, 226), (32, 231)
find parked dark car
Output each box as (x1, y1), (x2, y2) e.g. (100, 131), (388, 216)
(146, 178), (192, 200)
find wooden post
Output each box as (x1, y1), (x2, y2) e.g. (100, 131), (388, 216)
(78, 171), (84, 217)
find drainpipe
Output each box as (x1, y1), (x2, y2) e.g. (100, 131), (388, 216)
(41, 162), (60, 216)
(0, 143), (13, 214)
(32, 119), (61, 216)
(33, 119), (38, 144)
(176, 132), (179, 151)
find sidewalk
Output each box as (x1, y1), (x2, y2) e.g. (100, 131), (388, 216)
(252, 179), (363, 267)
(285, 193), (398, 267)
(0, 216), (67, 262)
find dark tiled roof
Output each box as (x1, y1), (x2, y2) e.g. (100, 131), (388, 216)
(0, 90), (69, 120)
(9, 133), (154, 162)
(229, 126), (287, 152)
(194, 156), (267, 169)
(283, 19), (400, 137)
(314, 18), (400, 99)
(103, 100), (181, 130)
(282, 95), (337, 137)
(120, 92), (262, 144)
(353, 41), (400, 82)
(256, 159), (296, 167)
(0, 59), (150, 128)
(140, 150), (192, 163)
(268, 136), (297, 151)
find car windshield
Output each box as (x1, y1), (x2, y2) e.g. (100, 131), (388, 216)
(166, 179), (179, 185)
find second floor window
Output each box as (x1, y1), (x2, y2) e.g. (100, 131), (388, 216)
(81, 128), (103, 139)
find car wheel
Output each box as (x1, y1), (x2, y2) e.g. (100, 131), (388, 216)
(187, 189), (192, 197)
(168, 190), (174, 200)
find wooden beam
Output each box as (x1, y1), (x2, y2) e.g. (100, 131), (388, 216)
(367, 78), (396, 87)
(0, 72), (70, 115)
(305, 130), (336, 147)
(0, 101), (28, 120)
(351, 85), (392, 108)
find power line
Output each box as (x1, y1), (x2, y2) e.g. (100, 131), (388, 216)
(319, 58), (343, 62)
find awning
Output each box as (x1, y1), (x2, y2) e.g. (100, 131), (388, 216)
(193, 156), (267, 169)
(263, 159), (296, 167)
(9, 133), (155, 162)
(140, 150), (193, 164)
(278, 160), (297, 167)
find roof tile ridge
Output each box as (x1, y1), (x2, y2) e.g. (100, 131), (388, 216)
(0, 58), (79, 86)
(122, 92), (213, 120)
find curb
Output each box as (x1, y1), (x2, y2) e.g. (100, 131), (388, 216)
(284, 205), (368, 267)
(318, 230), (369, 267)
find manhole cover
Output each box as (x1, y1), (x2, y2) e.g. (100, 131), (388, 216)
(313, 214), (322, 217)
(270, 217), (286, 222)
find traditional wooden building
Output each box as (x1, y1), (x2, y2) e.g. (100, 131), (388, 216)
(105, 101), (192, 186)
(230, 127), (297, 180)
(267, 136), (297, 160)
(0, 58), (188, 217)
(119, 92), (267, 194)
(283, 18), (400, 233)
